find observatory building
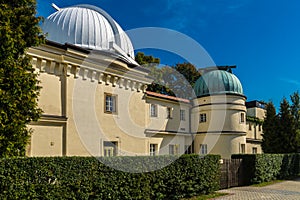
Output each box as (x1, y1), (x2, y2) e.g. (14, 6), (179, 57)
(26, 4), (264, 158)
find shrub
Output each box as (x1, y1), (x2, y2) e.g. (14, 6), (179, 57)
(232, 153), (300, 184)
(0, 154), (221, 199)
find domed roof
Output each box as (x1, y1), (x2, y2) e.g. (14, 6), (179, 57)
(194, 70), (243, 97)
(41, 4), (135, 58)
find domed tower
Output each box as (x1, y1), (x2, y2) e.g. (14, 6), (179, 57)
(192, 68), (247, 158)
(41, 4), (135, 59)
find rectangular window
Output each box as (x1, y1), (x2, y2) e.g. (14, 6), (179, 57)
(167, 107), (172, 119)
(150, 104), (157, 117)
(248, 123), (252, 130)
(252, 147), (257, 154)
(200, 144), (208, 155)
(150, 144), (157, 156)
(241, 144), (245, 154)
(200, 113), (207, 123)
(185, 145), (193, 154)
(241, 113), (245, 123)
(105, 93), (117, 113)
(180, 109), (186, 121)
(259, 125), (262, 131)
(169, 144), (179, 155)
(103, 141), (117, 157)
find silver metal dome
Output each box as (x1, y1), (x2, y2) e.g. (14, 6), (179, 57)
(41, 4), (135, 58)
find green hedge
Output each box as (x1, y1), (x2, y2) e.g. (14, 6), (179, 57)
(0, 154), (221, 200)
(232, 154), (300, 184)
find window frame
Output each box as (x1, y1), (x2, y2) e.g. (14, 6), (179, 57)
(150, 104), (158, 117)
(103, 141), (118, 157)
(180, 109), (186, 121)
(241, 144), (246, 154)
(166, 107), (173, 119)
(169, 144), (179, 155)
(150, 143), (157, 156)
(252, 147), (257, 154)
(104, 93), (117, 114)
(200, 113), (207, 123)
(200, 144), (208, 155)
(240, 112), (245, 123)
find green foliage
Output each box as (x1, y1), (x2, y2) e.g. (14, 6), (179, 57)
(232, 154), (300, 184)
(0, 0), (44, 157)
(246, 116), (263, 125)
(135, 52), (160, 66)
(0, 155), (221, 199)
(162, 63), (200, 99)
(262, 102), (280, 153)
(278, 98), (298, 153)
(135, 52), (201, 99)
(262, 97), (300, 153)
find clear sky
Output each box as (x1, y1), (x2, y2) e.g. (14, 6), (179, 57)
(36, 0), (300, 107)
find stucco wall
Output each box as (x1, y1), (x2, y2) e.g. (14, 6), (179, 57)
(28, 124), (63, 157)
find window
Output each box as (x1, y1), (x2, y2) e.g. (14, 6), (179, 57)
(200, 144), (207, 155)
(248, 123), (252, 130)
(150, 104), (157, 117)
(200, 113), (207, 123)
(169, 144), (179, 155)
(185, 145), (193, 154)
(150, 144), (157, 156)
(259, 125), (262, 131)
(241, 144), (245, 154)
(105, 93), (117, 113)
(180, 109), (186, 121)
(240, 113), (245, 123)
(167, 107), (172, 119)
(103, 141), (117, 157)
(252, 147), (257, 154)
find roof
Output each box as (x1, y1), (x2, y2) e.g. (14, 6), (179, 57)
(145, 91), (190, 103)
(246, 101), (266, 109)
(41, 4), (135, 58)
(194, 70), (244, 98)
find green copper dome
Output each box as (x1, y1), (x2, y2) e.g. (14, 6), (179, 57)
(194, 70), (243, 97)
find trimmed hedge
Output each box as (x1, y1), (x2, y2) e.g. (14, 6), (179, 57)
(0, 154), (221, 200)
(232, 154), (300, 184)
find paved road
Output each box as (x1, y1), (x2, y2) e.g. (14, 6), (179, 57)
(216, 178), (300, 200)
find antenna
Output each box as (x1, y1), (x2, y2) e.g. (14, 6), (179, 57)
(52, 3), (61, 11)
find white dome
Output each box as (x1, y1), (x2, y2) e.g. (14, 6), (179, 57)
(42, 4), (135, 58)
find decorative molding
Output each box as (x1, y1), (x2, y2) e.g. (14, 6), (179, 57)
(67, 64), (72, 76)
(91, 71), (97, 82)
(74, 66), (80, 78)
(40, 59), (47, 72)
(82, 68), (88, 80)
(49, 61), (56, 74)
(30, 55), (151, 93)
(106, 74), (111, 85)
(98, 72), (104, 84)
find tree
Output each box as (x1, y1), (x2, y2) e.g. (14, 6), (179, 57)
(290, 91), (300, 152)
(262, 102), (280, 153)
(135, 52), (160, 66)
(278, 98), (298, 153)
(135, 52), (202, 99)
(0, 0), (44, 157)
(164, 63), (201, 99)
(173, 63), (201, 88)
(290, 91), (300, 129)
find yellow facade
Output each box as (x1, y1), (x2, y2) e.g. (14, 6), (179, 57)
(25, 41), (264, 158)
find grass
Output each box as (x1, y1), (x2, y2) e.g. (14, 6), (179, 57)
(182, 192), (229, 200)
(251, 180), (284, 187)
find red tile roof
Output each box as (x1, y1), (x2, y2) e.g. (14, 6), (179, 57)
(145, 91), (190, 103)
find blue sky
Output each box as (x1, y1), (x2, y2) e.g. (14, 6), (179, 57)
(37, 0), (300, 107)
